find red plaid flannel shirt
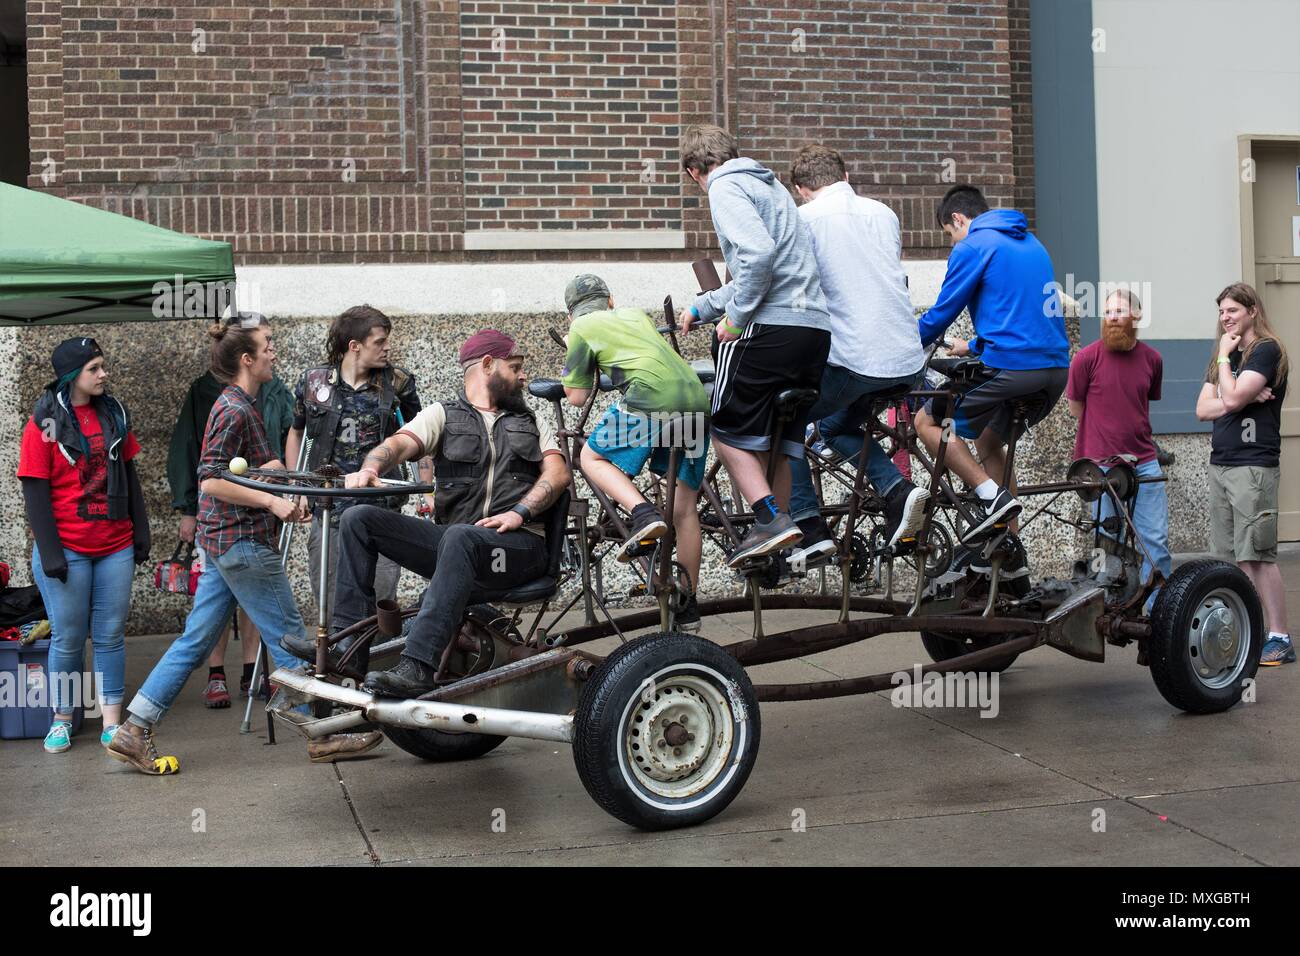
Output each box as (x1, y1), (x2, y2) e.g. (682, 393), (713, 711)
(197, 384), (279, 557)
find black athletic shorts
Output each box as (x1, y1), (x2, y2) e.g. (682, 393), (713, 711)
(710, 322), (831, 457)
(925, 366), (1068, 441)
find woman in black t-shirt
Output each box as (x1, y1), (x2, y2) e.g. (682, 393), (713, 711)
(1195, 282), (1292, 665)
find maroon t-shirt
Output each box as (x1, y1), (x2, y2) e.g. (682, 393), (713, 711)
(1067, 340), (1162, 464)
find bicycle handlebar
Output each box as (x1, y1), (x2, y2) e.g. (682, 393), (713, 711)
(219, 469), (438, 498)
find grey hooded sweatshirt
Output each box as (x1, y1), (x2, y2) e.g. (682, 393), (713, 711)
(692, 157), (831, 333)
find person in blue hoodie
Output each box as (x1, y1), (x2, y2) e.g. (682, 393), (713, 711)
(677, 124), (833, 566)
(915, 185), (1069, 542)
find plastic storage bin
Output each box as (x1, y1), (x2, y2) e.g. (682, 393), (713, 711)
(0, 639), (85, 739)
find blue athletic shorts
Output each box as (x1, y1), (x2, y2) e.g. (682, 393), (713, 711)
(585, 405), (710, 490)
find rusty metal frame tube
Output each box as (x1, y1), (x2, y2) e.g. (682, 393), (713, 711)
(296, 709), (371, 739)
(270, 668), (574, 743)
(726, 614), (1041, 667)
(553, 593), (913, 646)
(366, 699), (573, 742)
(751, 632), (1041, 702)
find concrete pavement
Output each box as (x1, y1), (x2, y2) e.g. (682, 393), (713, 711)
(2, 553), (1297, 867)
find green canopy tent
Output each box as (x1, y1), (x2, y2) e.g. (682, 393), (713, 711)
(0, 183), (236, 326)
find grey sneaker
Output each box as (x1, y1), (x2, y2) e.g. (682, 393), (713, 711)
(727, 514), (802, 568)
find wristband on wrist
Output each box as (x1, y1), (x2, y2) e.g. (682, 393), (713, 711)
(510, 503), (533, 523)
(721, 318), (743, 336)
(1216, 356), (1231, 365)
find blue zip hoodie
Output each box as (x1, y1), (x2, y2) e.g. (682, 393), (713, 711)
(692, 157), (830, 332)
(917, 209), (1069, 370)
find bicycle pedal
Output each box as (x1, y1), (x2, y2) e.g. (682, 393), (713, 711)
(627, 583), (648, 598)
(624, 539), (658, 558)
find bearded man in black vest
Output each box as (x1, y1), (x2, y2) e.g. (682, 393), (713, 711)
(283, 329), (571, 699)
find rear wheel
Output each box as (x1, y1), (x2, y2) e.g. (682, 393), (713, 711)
(1148, 559), (1262, 713)
(384, 604), (510, 762)
(919, 630), (1020, 673)
(573, 632), (760, 830)
(384, 724), (506, 761)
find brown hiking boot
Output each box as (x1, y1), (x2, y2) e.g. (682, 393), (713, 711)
(107, 722), (181, 775)
(306, 731), (384, 764)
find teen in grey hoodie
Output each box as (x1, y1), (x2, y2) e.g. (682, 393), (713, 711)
(690, 157), (832, 334)
(679, 124), (831, 567)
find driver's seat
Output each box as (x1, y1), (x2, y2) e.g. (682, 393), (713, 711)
(467, 490), (570, 607)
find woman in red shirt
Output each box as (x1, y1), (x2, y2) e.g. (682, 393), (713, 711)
(18, 338), (150, 753)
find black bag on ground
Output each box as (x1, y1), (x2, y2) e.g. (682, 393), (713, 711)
(0, 585), (48, 628)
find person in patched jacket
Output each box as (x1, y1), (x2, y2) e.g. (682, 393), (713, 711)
(280, 329), (570, 700)
(283, 305), (428, 624)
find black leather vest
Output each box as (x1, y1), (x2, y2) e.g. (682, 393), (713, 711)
(434, 395), (543, 526)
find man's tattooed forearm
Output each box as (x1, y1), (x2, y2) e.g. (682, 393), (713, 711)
(362, 443), (396, 473)
(521, 478), (557, 513)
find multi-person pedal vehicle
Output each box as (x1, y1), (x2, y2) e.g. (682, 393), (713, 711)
(222, 294), (1264, 832)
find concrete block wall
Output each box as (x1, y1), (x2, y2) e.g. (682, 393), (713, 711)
(1, 283), (1213, 635)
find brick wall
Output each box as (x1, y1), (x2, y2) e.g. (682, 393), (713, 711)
(734, 0), (1016, 259)
(1008, 0), (1035, 228)
(27, 0), (1032, 263)
(460, 1), (680, 231)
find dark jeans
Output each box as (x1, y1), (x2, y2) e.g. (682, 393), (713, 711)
(789, 364), (924, 523)
(334, 505), (549, 667)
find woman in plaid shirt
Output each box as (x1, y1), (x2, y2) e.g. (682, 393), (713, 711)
(107, 315), (377, 773)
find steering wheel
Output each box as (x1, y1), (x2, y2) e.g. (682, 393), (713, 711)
(219, 462), (438, 499)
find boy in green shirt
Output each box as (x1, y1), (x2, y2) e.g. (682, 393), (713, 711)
(561, 274), (710, 629)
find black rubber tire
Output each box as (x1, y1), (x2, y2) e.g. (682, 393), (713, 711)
(919, 630), (1020, 673)
(383, 604), (509, 762)
(918, 536), (1025, 672)
(573, 632), (760, 831)
(384, 724), (507, 762)
(953, 534), (1033, 600)
(1148, 559), (1263, 714)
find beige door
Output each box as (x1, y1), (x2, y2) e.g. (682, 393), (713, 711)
(1244, 140), (1300, 540)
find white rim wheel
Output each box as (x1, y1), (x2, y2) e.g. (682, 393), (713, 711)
(621, 671), (736, 801)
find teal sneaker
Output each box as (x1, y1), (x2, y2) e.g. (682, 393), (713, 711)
(43, 720), (73, 754)
(1260, 636), (1295, 666)
(100, 724), (120, 747)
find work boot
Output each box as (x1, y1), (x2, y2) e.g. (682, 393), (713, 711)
(363, 655), (440, 699)
(306, 731), (384, 763)
(280, 634), (368, 673)
(107, 722), (181, 776)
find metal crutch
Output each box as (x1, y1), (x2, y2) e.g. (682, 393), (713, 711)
(240, 436), (312, 735)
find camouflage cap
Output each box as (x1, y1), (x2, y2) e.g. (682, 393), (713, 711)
(564, 274), (612, 314)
